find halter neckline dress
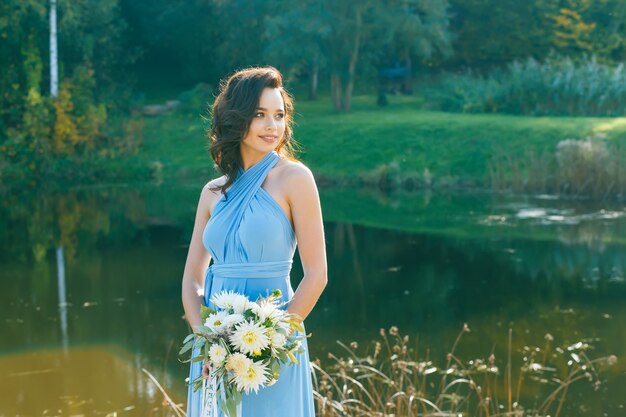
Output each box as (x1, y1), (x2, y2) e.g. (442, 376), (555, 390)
(186, 150), (315, 417)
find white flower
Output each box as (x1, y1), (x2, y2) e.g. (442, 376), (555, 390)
(231, 296), (251, 314)
(232, 360), (270, 394)
(269, 331), (287, 349)
(252, 300), (282, 323)
(225, 352), (252, 375)
(211, 290), (249, 313)
(222, 313), (245, 329)
(204, 311), (229, 333)
(229, 320), (271, 355)
(208, 344), (227, 367)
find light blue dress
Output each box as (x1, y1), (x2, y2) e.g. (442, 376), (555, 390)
(186, 150), (315, 417)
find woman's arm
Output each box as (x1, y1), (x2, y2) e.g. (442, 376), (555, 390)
(181, 184), (213, 330)
(285, 164), (328, 323)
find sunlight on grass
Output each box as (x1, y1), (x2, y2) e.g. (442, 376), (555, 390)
(592, 117), (626, 134)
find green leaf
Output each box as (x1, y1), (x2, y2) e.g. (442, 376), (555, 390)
(201, 305), (216, 320)
(232, 388), (242, 403)
(270, 359), (281, 376)
(182, 333), (196, 344)
(178, 342), (193, 356)
(194, 325), (214, 335)
(191, 354), (205, 363)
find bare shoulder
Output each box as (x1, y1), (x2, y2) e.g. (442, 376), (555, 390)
(201, 175), (229, 215)
(281, 160), (319, 200)
(205, 174), (228, 190)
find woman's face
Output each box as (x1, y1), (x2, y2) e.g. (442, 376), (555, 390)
(241, 87), (286, 154)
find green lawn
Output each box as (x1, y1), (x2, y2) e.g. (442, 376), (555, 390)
(138, 93), (626, 187)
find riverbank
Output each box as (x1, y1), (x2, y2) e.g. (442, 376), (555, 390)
(4, 93), (626, 194)
(139, 93), (626, 192)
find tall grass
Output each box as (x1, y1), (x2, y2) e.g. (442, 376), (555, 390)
(426, 54), (626, 116)
(310, 325), (617, 417)
(488, 133), (626, 197)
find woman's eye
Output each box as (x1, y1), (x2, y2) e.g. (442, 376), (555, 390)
(255, 112), (284, 119)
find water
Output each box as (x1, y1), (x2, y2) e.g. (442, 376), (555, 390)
(0, 182), (624, 416)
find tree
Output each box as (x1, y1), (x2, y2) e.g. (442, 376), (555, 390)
(264, 0), (331, 100)
(381, 0), (453, 93)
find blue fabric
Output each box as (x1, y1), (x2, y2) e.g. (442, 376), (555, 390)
(186, 150), (315, 417)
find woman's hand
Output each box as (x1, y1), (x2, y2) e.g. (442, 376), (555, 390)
(201, 360), (212, 379)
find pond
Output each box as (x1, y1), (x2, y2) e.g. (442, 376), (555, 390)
(0, 182), (624, 416)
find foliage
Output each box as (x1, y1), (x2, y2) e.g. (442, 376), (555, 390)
(425, 54), (626, 116)
(488, 133), (626, 197)
(0, 0), (140, 184)
(446, 0), (626, 70)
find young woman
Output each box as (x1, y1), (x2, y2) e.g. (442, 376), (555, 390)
(181, 66), (327, 417)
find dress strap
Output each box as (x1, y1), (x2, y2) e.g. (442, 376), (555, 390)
(211, 150), (280, 220)
(206, 150), (281, 262)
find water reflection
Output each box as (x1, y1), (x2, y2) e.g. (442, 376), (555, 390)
(0, 184), (623, 415)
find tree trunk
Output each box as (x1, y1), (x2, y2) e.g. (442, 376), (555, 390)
(331, 73), (342, 111)
(309, 60), (319, 100)
(341, 4), (362, 112)
(402, 54), (413, 94)
(50, 0), (58, 98)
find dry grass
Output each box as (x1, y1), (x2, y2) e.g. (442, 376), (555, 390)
(310, 324), (617, 417)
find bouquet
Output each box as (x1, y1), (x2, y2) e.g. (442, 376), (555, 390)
(179, 289), (308, 417)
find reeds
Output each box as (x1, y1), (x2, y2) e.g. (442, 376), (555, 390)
(311, 324), (617, 417)
(487, 133), (626, 198)
(425, 54), (626, 116)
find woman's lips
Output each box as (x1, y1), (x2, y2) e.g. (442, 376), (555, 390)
(259, 135), (277, 142)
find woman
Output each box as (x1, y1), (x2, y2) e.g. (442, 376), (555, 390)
(181, 66), (327, 417)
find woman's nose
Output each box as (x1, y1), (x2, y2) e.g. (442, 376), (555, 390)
(265, 116), (277, 129)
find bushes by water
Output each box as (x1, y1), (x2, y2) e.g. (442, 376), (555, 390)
(425, 55), (626, 116)
(488, 133), (626, 198)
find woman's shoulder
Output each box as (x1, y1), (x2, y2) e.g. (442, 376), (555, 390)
(279, 157), (313, 178)
(204, 174), (228, 190)
(278, 158), (318, 197)
(199, 175), (228, 211)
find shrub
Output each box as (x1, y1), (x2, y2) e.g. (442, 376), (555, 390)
(425, 54), (626, 116)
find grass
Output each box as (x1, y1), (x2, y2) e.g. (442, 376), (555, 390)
(136, 93), (626, 190)
(309, 324), (617, 417)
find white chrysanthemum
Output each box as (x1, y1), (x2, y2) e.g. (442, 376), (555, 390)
(222, 313), (245, 328)
(204, 311), (229, 333)
(229, 320), (271, 355)
(232, 360), (270, 394)
(226, 352), (252, 375)
(210, 290), (237, 309)
(270, 331), (287, 349)
(211, 290), (249, 312)
(231, 295), (251, 314)
(252, 300), (281, 323)
(208, 343), (227, 366)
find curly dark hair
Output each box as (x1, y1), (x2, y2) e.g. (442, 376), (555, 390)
(207, 66), (300, 197)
